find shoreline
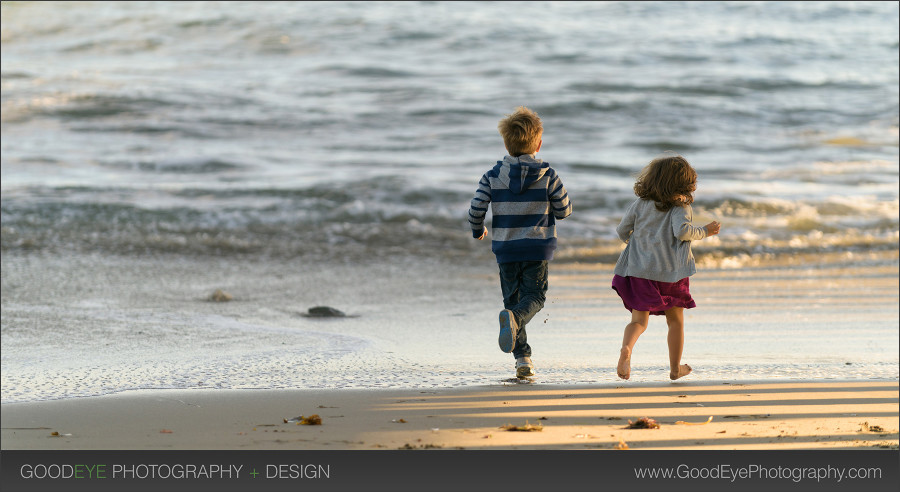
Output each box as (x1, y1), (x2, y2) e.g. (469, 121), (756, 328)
(4, 251), (896, 402)
(2, 376), (899, 406)
(3, 380), (897, 451)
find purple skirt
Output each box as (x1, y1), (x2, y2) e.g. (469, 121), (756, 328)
(611, 275), (696, 315)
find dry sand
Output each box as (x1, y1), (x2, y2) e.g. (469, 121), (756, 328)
(2, 380), (897, 451)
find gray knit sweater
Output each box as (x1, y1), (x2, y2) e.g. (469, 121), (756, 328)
(613, 198), (709, 283)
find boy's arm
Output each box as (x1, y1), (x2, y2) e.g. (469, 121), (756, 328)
(468, 173), (491, 239)
(548, 170), (572, 220)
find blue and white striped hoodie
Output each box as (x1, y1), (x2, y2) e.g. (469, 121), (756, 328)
(469, 154), (572, 263)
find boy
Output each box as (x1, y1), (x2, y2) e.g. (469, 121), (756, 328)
(468, 106), (572, 378)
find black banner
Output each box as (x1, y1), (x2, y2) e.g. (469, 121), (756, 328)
(2, 450), (898, 492)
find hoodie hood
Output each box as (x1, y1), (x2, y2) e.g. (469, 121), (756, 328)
(498, 154), (549, 194)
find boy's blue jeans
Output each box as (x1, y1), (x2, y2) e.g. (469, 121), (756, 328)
(498, 260), (548, 359)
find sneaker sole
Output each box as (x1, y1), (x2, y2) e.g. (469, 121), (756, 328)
(516, 366), (535, 378)
(498, 310), (516, 353)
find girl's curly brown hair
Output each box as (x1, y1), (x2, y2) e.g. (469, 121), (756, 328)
(633, 155), (698, 211)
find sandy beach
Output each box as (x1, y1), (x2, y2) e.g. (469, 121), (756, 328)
(2, 380), (897, 451)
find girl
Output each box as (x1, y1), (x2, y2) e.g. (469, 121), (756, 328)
(612, 154), (720, 380)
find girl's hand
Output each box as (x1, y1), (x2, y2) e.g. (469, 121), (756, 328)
(705, 221), (721, 236)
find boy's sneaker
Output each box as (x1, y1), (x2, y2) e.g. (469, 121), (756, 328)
(498, 310), (517, 353)
(516, 357), (535, 378)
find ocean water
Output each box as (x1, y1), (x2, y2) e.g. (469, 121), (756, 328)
(1, 1), (898, 402)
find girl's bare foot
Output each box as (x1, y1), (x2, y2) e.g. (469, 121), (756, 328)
(617, 347), (631, 380)
(670, 364), (692, 380)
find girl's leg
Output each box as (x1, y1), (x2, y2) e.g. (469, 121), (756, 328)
(618, 310), (649, 379)
(664, 307), (692, 380)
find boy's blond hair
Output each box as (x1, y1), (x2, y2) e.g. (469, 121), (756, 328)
(498, 106), (543, 156)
